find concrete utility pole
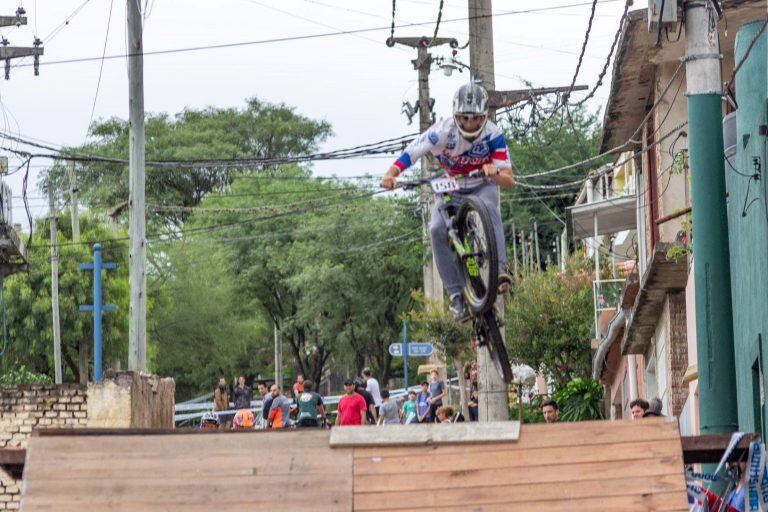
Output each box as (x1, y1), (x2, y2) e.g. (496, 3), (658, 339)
(387, 36), (457, 309)
(48, 186), (62, 384)
(67, 161), (87, 383)
(532, 218), (541, 271)
(274, 323), (283, 390)
(127, 0), (147, 372)
(467, 0), (509, 422)
(68, 161), (80, 242)
(684, 1), (738, 434)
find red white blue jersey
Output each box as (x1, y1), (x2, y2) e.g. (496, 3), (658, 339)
(392, 118), (512, 176)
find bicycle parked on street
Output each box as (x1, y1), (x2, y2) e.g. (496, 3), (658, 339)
(399, 171), (514, 383)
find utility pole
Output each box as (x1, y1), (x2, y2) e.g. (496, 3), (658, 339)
(68, 161), (80, 242)
(274, 323), (283, 390)
(520, 229), (527, 276)
(48, 185), (62, 384)
(532, 218), (541, 272)
(67, 160), (87, 384)
(388, 36), (458, 387)
(388, 36), (457, 309)
(0, 9), (44, 80)
(685, 1), (737, 434)
(127, 0), (147, 373)
(510, 222), (518, 276)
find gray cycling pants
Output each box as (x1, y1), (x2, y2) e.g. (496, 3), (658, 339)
(429, 181), (507, 298)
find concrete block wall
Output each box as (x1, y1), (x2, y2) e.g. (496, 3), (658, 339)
(666, 292), (689, 418)
(0, 384), (88, 510)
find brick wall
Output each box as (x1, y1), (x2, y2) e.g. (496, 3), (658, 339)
(666, 292), (689, 417)
(0, 384), (88, 509)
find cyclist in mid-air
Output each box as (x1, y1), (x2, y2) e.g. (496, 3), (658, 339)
(381, 83), (515, 322)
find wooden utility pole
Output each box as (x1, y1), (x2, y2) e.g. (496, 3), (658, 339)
(48, 185), (62, 384)
(520, 229), (526, 276)
(127, 0), (147, 372)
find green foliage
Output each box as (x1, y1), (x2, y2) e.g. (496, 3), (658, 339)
(505, 256), (594, 387)
(551, 378), (604, 421)
(48, 97), (333, 230)
(500, 103), (608, 256)
(406, 291), (473, 359)
(0, 365), (52, 386)
(0, 214), (129, 382)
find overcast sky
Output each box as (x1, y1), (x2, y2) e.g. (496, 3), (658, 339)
(0, 0), (645, 224)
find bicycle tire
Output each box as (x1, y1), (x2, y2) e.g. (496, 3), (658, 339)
(456, 196), (498, 314)
(482, 311), (514, 384)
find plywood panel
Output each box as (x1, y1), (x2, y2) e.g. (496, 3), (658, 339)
(22, 430), (353, 512)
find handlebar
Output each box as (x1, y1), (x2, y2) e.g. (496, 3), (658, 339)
(397, 169), (484, 190)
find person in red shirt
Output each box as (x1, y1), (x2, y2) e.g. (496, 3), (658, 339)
(336, 379), (367, 426)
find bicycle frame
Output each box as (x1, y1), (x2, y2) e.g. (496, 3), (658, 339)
(434, 193), (484, 277)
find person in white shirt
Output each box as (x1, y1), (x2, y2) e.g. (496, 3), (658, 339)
(362, 368), (382, 413)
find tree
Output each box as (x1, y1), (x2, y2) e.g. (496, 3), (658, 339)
(0, 214), (129, 382)
(47, 97), (333, 230)
(499, 102), (609, 266)
(504, 256), (594, 388)
(552, 378), (603, 421)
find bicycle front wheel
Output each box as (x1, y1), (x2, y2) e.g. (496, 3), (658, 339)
(456, 196), (498, 314)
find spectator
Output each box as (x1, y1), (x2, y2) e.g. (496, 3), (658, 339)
(417, 381), (432, 423)
(436, 405), (455, 423)
(214, 377), (229, 412)
(468, 388), (479, 422)
(643, 397), (664, 417)
(199, 411), (220, 430)
(629, 398), (650, 419)
(232, 409), (255, 430)
(355, 379), (378, 424)
(296, 380), (326, 428)
(377, 389), (401, 425)
(257, 382), (272, 428)
(428, 369), (447, 422)
(541, 399), (560, 423)
(268, 385), (292, 428)
(336, 379), (367, 426)
(293, 374), (305, 400)
(232, 375), (252, 410)
(362, 368), (383, 413)
(401, 390), (418, 424)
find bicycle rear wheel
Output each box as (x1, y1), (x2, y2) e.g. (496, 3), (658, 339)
(456, 196), (498, 314)
(478, 311), (514, 384)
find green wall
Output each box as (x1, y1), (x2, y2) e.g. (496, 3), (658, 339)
(730, 20), (768, 436)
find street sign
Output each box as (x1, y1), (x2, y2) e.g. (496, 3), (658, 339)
(388, 342), (434, 357)
(408, 342), (434, 356)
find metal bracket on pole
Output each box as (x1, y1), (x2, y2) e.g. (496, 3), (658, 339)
(78, 244), (117, 382)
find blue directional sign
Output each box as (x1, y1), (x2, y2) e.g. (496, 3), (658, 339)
(388, 342), (434, 357)
(408, 343), (434, 356)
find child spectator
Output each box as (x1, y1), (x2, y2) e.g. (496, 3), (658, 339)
(401, 390), (418, 424)
(377, 389), (401, 425)
(436, 405), (455, 423)
(417, 381), (431, 423)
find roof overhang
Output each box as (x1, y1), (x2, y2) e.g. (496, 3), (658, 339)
(621, 243), (688, 355)
(566, 195), (637, 239)
(600, 0), (765, 153)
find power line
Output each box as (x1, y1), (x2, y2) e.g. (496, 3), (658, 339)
(84, 0), (115, 140)
(13, 1), (627, 69)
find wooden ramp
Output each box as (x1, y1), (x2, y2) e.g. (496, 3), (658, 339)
(20, 417), (688, 511)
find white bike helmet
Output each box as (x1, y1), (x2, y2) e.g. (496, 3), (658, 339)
(200, 411), (220, 426)
(453, 83), (489, 140)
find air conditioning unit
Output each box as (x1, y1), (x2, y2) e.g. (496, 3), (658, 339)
(648, 0), (678, 32)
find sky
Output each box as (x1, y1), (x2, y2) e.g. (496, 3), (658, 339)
(0, 0), (645, 226)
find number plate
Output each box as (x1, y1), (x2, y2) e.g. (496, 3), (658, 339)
(430, 177), (459, 193)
